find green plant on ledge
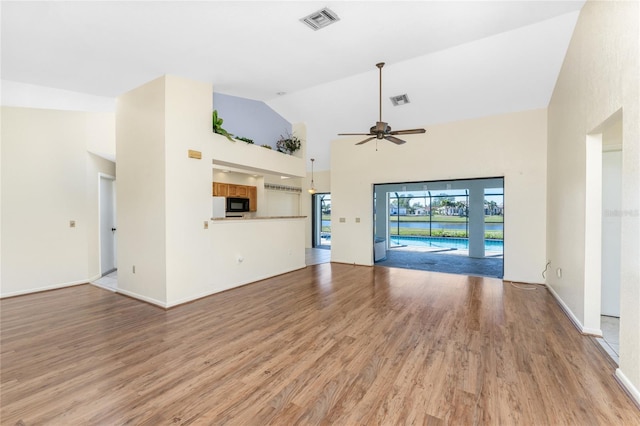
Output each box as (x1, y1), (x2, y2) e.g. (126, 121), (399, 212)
(276, 132), (302, 155)
(260, 144), (273, 150)
(212, 110), (234, 141)
(236, 136), (254, 144)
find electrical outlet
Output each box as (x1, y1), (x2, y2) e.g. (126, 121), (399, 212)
(355, 217), (360, 223)
(339, 217), (346, 223)
(556, 268), (562, 278)
(69, 220), (76, 228)
(204, 221), (209, 229)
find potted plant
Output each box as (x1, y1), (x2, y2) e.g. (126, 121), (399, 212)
(276, 132), (302, 155)
(212, 110), (234, 141)
(236, 136), (254, 144)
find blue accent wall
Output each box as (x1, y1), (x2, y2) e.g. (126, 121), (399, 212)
(213, 93), (291, 148)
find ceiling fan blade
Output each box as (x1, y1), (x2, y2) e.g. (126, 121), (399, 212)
(355, 136), (377, 145)
(385, 135), (406, 145)
(388, 128), (426, 135)
(338, 132), (374, 136)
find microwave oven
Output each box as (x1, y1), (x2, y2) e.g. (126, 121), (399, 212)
(227, 197), (250, 212)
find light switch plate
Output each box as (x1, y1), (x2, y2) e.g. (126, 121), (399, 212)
(339, 217), (346, 223)
(355, 217), (360, 223)
(69, 220), (76, 228)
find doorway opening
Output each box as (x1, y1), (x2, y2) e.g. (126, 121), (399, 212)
(308, 193), (331, 265)
(97, 174), (117, 290)
(373, 177), (504, 278)
(312, 193), (331, 249)
(585, 111), (622, 364)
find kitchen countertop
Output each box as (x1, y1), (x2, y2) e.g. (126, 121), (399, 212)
(211, 216), (306, 221)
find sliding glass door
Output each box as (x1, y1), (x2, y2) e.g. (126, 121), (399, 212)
(312, 193), (331, 248)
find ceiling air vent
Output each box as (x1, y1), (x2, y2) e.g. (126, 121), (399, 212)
(300, 8), (340, 31)
(390, 94), (410, 106)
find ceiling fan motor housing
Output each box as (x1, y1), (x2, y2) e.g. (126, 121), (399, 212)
(371, 121), (390, 133)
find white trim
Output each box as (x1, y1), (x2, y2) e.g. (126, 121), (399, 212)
(584, 133), (603, 333)
(582, 326), (603, 336)
(616, 368), (640, 407)
(503, 277), (544, 285)
(546, 283), (603, 337)
(91, 282), (117, 293)
(98, 172), (116, 180)
(0, 279), (89, 298)
(116, 288), (168, 308)
(602, 143), (622, 152)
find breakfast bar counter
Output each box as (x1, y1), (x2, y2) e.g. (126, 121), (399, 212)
(211, 215), (306, 221)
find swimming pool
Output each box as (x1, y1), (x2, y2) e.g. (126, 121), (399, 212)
(390, 236), (503, 252)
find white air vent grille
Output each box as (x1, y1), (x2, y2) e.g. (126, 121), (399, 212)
(390, 94), (410, 106)
(300, 8), (340, 31)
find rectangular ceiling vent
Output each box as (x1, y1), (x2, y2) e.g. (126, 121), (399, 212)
(300, 8), (340, 31)
(390, 94), (410, 106)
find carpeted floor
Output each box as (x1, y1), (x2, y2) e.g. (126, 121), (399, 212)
(375, 248), (503, 278)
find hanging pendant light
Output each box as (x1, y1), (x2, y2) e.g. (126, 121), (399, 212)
(308, 158), (316, 194)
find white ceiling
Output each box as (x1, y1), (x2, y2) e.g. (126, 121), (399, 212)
(1, 1), (584, 170)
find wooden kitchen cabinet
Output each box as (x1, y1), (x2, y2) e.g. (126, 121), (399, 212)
(212, 182), (229, 196)
(248, 186), (257, 212)
(212, 182), (257, 211)
(228, 185), (248, 197)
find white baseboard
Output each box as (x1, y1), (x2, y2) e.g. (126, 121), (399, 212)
(116, 288), (168, 308)
(90, 282), (117, 292)
(545, 283), (602, 337)
(616, 368), (640, 407)
(0, 278), (89, 299)
(582, 326), (603, 336)
(503, 276), (544, 286)
(88, 273), (101, 282)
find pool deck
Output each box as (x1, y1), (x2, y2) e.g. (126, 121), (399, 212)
(376, 246), (504, 278)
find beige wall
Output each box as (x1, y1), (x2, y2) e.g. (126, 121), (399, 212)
(547, 0), (639, 401)
(116, 76), (168, 305)
(116, 75), (306, 307)
(1, 107), (115, 296)
(330, 108), (547, 284)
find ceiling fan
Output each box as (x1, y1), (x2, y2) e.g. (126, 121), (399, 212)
(338, 62), (426, 145)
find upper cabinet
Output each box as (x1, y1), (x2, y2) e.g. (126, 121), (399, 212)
(213, 182), (229, 197)
(213, 182), (257, 212)
(228, 185), (248, 197)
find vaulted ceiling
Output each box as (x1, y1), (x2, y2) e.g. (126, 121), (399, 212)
(1, 1), (585, 170)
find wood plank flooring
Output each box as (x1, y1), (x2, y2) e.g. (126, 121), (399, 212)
(1, 263), (638, 425)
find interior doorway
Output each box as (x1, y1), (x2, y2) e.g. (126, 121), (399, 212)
(312, 193), (331, 249)
(99, 174), (117, 277)
(590, 112), (623, 364)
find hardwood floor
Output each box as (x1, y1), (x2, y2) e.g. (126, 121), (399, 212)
(1, 264), (638, 425)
